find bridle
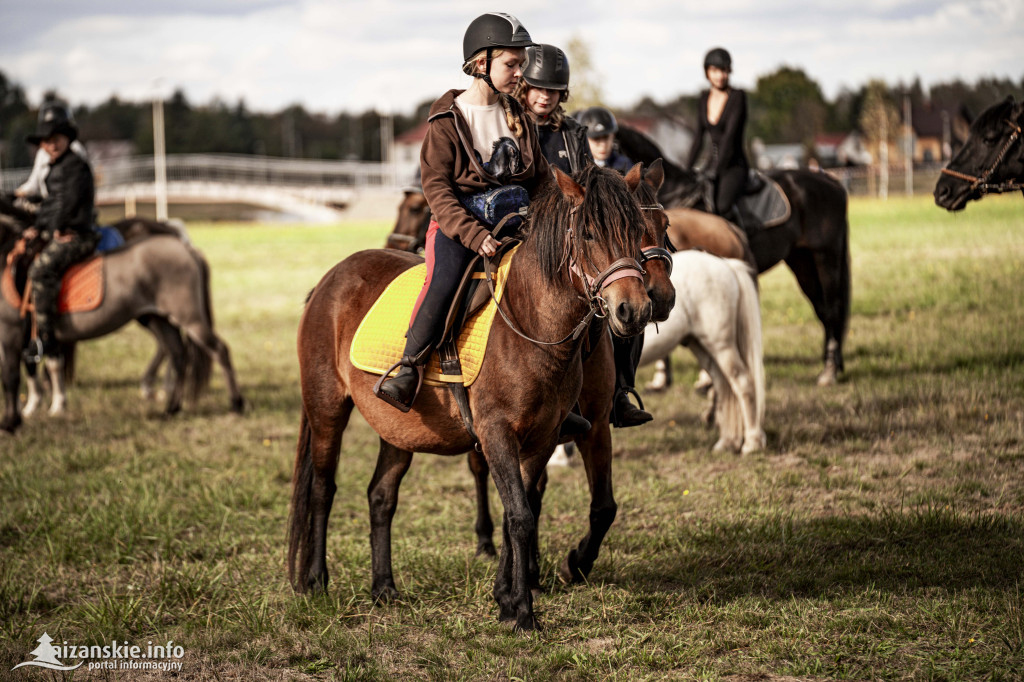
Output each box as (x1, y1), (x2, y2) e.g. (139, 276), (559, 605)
(485, 206), (649, 347)
(637, 202), (674, 276)
(940, 118), (1024, 196)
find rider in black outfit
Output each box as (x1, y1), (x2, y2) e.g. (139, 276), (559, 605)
(685, 47), (749, 221)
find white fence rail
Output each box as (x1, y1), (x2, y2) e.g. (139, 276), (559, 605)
(0, 154), (399, 222)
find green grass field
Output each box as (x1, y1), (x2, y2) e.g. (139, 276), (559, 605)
(1, 195), (1022, 680)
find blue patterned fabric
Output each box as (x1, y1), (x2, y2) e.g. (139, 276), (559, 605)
(95, 226), (125, 252)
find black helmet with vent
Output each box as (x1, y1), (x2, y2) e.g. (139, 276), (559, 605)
(576, 106), (618, 138)
(522, 44), (570, 91)
(462, 13), (534, 62)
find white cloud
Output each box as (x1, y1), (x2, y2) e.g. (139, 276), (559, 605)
(0, 0), (1020, 114)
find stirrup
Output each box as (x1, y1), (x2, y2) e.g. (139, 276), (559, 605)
(23, 338), (43, 365)
(373, 359), (424, 413)
(612, 387), (653, 428)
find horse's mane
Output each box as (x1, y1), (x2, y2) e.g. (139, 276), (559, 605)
(972, 96), (1017, 134)
(522, 164), (646, 282)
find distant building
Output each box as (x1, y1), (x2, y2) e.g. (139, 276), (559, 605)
(813, 132), (872, 167)
(902, 104), (970, 164)
(393, 121), (429, 186)
(750, 139), (805, 170)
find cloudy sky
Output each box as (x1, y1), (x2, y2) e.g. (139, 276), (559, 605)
(2, 0), (1021, 115)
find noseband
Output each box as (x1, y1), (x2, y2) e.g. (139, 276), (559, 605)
(941, 119), (1024, 196)
(637, 202), (674, 277)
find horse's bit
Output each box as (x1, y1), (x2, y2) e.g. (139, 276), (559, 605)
(940, 118), (1024, 196)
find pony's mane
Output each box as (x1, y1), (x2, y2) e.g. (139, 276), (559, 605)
(523, 164), (646, 282)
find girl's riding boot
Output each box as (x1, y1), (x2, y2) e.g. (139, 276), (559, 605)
(611, 333), (652, 428)
(559, 403), (591, 438)
(374, 356), (425, 413)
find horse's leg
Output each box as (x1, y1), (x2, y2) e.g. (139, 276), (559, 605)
(181, 325), (244, 412)
(43, 356), (66, 416)
(0, 329), (23, 433)
(367, 439), (413, 602)
(483, 438), (537, 630)
(136, 315), (168, 400)
(22, 364), (44, 417)
(708, 344), (763, 454)
(144, 317), (187, 415)
(522, 462), (548, 595)
(559, 422), (617, 584)
(645, 356), (671, 391)
(287, 400), (351, 594)
(689, 343), (743, 453)
(784, 247), (847, 386)
(466, 450), (496, 557)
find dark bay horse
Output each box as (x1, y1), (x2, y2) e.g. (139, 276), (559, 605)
(386, 189), (431, 253)
(617, 125), (851, 386)
(0, 221), (243, 433)
(935, 96), (1023, 211)
(288, 165), (653, 631)
(463, 161), (676, 584)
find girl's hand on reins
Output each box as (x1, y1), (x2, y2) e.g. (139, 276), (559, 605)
(477, 234), (499, 257)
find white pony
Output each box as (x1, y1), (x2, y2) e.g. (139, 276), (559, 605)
(640, 250), (766, 454)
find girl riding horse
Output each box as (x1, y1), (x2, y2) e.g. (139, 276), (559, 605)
(374, 12), (553, 414)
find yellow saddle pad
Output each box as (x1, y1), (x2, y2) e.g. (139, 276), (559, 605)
(350, 246), (518, 387)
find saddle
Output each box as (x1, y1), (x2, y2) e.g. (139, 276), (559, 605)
(350, 241), (520, 387)
(1, 239), (105, 314)
(736, 170), (791, 230)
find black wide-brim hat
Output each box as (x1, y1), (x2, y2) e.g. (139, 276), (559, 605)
(27, 119), (78, 145)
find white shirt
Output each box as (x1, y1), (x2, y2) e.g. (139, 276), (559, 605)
(454, 94), (516, 163)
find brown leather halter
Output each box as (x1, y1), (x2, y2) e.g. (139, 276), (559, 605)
(940, 119), (1024, 196)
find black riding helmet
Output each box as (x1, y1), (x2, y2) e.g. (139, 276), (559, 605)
(522, 44), (570, 91)
(463, 12), (535, 97)
(703, 47), (732, 73)
(27, 101), (78, 144)
(576, 106), (618, 138)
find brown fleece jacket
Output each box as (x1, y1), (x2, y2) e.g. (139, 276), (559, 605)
(420, 89), (551, 253)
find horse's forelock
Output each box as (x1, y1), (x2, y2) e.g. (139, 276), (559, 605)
(525, 165), (646, 282)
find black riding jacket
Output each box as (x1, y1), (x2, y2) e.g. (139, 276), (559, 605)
(537, 115), (592, 175)
(35, 149), (95, 240)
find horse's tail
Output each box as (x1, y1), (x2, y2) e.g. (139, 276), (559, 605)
(727, 258), (765, 425)
(287, 408), (315, 591)
(182, 247), (214, 401)
(61, 341), (76, 383)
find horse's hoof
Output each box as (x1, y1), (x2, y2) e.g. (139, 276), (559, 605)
(558, 549), (587, 584)
(475, 541), (497, 558)
(741, 431), (767, 455)
(713, 438), (742, 454)
(231, 396), (246, 414)
(514, 613), (540, 632)
(817, 363), (838, 387)
(372, 585), (400, 604)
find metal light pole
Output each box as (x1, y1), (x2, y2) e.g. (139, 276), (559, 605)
(904, 94), (913, 196)
(153, 93), (168, 221)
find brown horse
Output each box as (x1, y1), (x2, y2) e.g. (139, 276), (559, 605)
(288, 165), (653, 631)
(0, 220), (243, 433)
(463, 161), (676, 585)
(385, 189), (431, 253)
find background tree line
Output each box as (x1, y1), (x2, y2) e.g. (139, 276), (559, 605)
(1, 66), (1022, 170)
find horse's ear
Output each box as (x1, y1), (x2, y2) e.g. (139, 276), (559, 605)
(644, 158), (665, 193)
(624, 162), (643, 193)
(552, 167), (585, 206)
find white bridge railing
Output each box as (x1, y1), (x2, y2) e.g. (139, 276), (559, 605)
(1, 154), (399, 222)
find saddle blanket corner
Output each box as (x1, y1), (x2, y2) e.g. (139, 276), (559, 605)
(349, 246), (518, 387)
